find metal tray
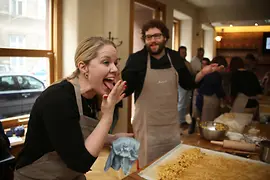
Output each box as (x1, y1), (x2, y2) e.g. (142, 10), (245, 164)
(138, 144), (270, 180)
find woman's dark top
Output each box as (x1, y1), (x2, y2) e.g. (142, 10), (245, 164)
(231, 70), (262, 108)
(16, 80), (97, 173)
(196, 72), (225, 112)
(0, 121), (11, 160)
(122, 47), (197, 102)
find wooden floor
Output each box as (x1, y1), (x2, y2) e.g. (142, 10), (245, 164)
(85, 148), (137, 180)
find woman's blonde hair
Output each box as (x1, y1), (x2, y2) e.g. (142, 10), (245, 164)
(68, 37), (116, 79)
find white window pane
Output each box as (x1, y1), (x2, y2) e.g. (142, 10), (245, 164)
(0, 57), (49, 119)
(17, 1), (23, 15)
(0, 0), (9, 13)
(0, 56), (50, 87)
(1, 0), (51, 50)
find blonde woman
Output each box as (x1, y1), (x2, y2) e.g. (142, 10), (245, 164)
(14, 37), (132, 180)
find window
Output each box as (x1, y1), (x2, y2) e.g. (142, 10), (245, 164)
(17, 76), (44, 90)
(0, 76), (17, 91)
(0, 0), (10, 14)
(9, 35), (25, 48)
(9, 35), (26, 68)
(37, 0), (46, 19)
(0, 0), (62, 120)
(9, 0), (25, 16)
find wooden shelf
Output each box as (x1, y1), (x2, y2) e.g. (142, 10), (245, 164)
(216, 48), (258, 51)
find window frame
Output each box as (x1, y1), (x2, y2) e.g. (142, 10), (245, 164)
(0, 0), (62, 123)
(9, 0), (26, 16)
(172, 18), (180, 51)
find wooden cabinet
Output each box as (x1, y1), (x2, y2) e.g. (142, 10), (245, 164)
(216, 32), (270, 63)
(216, 32), (270, 78)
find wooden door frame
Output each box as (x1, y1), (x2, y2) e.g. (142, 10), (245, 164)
(173, 18), (181, 51)
(128, 0), (166, 133)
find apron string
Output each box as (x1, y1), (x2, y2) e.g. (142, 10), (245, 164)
(69, 78), (84, 116)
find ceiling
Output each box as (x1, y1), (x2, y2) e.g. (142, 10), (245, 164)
(185, 0), (249, 8)
(211, 20), (270, 27)
(185, 0), (270, 27)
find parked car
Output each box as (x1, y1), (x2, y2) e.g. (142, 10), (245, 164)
(32, 69), (47, 85)
(0, 74), (45, 119)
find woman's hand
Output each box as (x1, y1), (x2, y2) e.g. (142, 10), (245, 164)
(101, 80), (126, 115)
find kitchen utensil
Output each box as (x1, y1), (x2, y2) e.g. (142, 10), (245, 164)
(211, 140), (257, 152)
(199, 121), (229, 141)
(260, 140), (270, 163)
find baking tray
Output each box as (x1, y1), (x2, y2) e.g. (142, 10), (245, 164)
(138, 144), (270, 180)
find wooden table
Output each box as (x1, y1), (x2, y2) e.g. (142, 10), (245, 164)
(123, 123), (270, 180)
(258, 95), (270, 105)
(5, 127), (27, 157)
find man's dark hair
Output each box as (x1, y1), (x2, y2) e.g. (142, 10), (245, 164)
(197, 47), (204, 52)
(230, 56), (244, 72)
(211, 56), (227, 68)
(141, 19), (169, 42)
(245, 53), (256, 61)
(178, 46), (187, 52)
(202, 57), (210, 65)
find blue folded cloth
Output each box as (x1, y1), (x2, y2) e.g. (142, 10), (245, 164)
(104, 137), (140, 175)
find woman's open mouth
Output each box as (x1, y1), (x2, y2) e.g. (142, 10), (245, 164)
(103, 77), (115, 91)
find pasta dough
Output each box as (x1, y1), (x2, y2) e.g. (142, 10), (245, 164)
(158, 148), (270, 180)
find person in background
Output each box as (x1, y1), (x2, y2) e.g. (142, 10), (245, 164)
(245, 53), (257, 72)
(261, 71), (270, 95)
(230, 56), (262, 114)
(189, 48), (204, 134)
(0, 121), (10, 150)
(202, 57), (210, 68)
(14, 37), (132, 180)
(0, 118), (15, 180)
(190, 48), (204, 74)
(196, 56), (227, 121)
(177, 46), (193, 129)
(122, 19), (223, 168)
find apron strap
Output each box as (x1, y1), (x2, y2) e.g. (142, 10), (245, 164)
(147, 53), (174, 70)
(70, 78), (84, 116)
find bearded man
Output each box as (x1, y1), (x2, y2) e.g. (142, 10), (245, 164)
(122, 19), (222, 168)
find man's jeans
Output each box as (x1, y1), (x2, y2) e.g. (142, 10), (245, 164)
(178, 85), (191, 124)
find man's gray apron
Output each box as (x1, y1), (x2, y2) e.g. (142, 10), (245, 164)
(132, 54), (181, 168)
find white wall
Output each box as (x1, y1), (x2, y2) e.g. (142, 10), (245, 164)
(180, 20), (193, 61)
(203, 29), (214, 60)
(109, 0), (131, 133)
(133, 8), (153, 53)
(62, 0), (79, 77)
(62, 0), (130, 133)
(157, 0), (203, 57)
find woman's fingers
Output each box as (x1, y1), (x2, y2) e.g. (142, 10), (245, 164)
(117, 93), (126, 103)
(114, 80), (126, 97)
(103, 94), (108, 99)
(109, 80), (122, 96)
(107, 80), (126, 104)
(120, 83), (127, 96)
(210, 63), (218, 68)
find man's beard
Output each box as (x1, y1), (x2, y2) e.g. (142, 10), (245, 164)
(146, 41), (166, 55)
